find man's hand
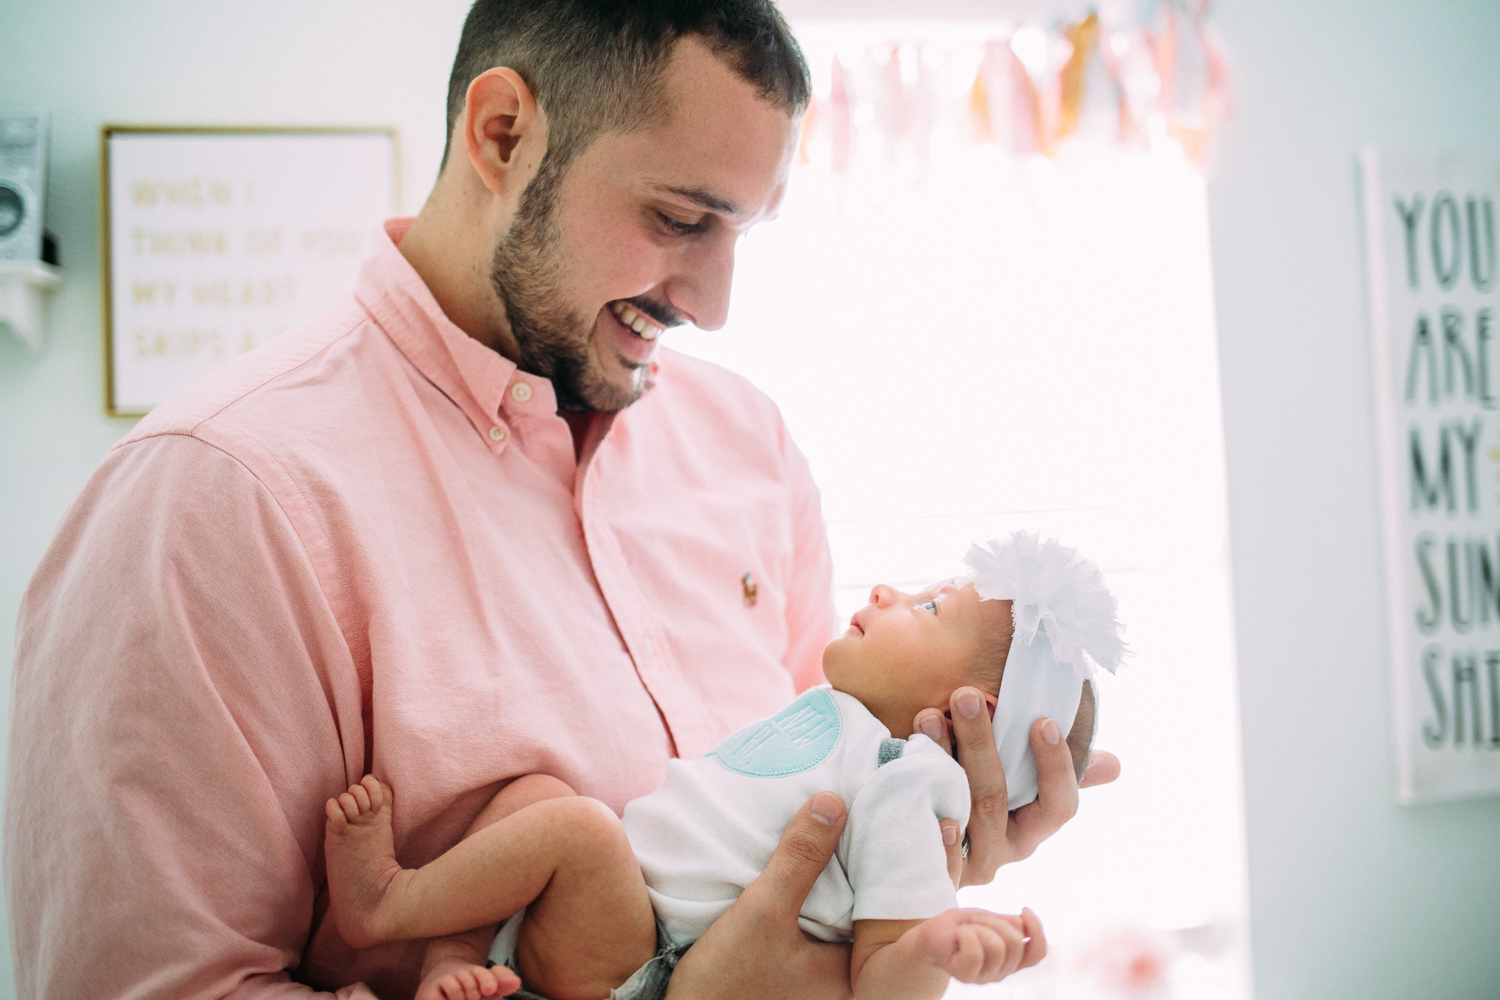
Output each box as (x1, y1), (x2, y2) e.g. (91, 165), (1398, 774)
(665, 792), (854, 1000)
(915, 687), (1120, 888)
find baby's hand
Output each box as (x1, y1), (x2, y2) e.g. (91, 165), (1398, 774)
(917, 907), (1046, 984)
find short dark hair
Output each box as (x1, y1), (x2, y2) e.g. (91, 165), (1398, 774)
(443, 0), (811, 172)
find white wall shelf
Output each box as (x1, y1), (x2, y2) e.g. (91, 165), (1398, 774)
(0, 260), (62, 356)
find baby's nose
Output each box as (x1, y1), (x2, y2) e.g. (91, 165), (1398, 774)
(869, 584), (897, 607)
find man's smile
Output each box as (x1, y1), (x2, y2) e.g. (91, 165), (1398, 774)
(608, 299), (666, 341)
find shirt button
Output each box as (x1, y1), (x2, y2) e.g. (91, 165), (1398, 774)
(511, 381), (533, 402)
(642, 636), (655, 656)
(489, 425), (507, 442)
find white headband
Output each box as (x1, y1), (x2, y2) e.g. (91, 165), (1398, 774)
(959, 531), (1126, 809)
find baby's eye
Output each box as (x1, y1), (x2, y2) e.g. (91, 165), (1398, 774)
(919, 601), (937, 614)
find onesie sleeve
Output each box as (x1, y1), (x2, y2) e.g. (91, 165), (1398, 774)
(844, 735), (972, 922)
(6, 433), (372, 1000)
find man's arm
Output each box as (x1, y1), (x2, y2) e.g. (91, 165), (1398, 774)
(6, 435), (369, 999)
(664, 793), (852, 1000)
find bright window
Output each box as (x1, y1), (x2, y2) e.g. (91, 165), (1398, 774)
(671, 20), (1249, 1000)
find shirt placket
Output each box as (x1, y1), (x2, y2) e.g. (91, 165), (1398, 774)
(576, 422), (716, 760)
(497, 374), (574, 489)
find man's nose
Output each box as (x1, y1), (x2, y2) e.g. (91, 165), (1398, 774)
(664, 234), (736, 331)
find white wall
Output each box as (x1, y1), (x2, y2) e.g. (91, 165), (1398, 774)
(1208, 1), (1500, 997)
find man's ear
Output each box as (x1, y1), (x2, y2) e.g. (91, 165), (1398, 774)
(462, 67), (545, 197)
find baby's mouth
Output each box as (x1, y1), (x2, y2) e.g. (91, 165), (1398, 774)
(608, 300), (665, 341)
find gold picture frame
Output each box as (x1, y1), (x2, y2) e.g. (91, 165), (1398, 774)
(100, 125), (400, 417)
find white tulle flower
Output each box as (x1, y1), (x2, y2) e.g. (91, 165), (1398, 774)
(959, 531), (1127, 680)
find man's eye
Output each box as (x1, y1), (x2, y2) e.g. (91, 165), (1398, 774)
(920, 601), (937, 614)
(658, 213), (703, 236)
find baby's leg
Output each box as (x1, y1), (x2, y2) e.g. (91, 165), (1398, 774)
(324, 775), (656, 998)
(508, 797), (658, 1000)
(418, 775), (578, 1000)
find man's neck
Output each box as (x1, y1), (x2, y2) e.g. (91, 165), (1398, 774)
(398, 191), (521, 363)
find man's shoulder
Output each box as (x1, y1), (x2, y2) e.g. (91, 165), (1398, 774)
(119, 296), (387, 450)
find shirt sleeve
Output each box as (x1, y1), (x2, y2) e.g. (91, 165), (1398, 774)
(5, 433), (373, 1000)
(844, 736), (972, 923)
(779, 433), (837, 693)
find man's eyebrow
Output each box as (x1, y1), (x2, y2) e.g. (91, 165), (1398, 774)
(653, 184), (743, 219)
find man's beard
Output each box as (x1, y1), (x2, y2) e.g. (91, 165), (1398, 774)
(489, 161), (651, 413)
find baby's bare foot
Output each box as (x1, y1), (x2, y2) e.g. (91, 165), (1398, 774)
(415, 957), (519, 1000)
(324, 775), (410, 949)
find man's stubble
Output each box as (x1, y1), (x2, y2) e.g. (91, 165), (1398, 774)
(489, 160), (649, 413)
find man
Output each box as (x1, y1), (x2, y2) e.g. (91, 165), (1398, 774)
(6, 3), (1115, 998)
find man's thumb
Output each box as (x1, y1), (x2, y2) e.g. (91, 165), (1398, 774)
(750, 792), (846, 920)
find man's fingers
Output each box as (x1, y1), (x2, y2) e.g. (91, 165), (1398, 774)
(1079, 749), (1121, 788)
(939, 819), (963, 888)
(922, 707), (962, 887)
(745, 792), (846, 922)
(1008, 717), (1079, 860)
(948, 687), (1006, 884)
(913, 708), (952, 755)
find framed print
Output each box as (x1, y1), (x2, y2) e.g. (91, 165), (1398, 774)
(102, 127), (398, 416)
(1361, 145), (1500, 803)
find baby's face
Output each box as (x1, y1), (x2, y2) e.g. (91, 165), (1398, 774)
(822, 580), (1010, 738)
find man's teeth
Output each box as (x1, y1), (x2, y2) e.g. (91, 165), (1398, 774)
(609, 301), (662, 341)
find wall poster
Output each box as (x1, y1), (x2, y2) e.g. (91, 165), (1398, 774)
(1361, 146), (1500, 803)
(102, 127), (397, 416)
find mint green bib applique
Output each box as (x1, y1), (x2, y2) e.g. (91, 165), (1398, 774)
(707, 687), (842, 777)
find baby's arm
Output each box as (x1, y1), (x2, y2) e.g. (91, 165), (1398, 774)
(850, 909), (1046, 1000)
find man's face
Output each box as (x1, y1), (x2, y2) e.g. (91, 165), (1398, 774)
(490, 36), (801, 412)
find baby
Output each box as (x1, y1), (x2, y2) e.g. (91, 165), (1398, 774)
(323, 532), (1126, 1000)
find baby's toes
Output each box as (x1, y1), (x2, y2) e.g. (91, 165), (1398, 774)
(335, 792), (361, 823)
(436, 974), (470, 1000)
(325, 798), (348, 830)
(359, 774), (387, 812)
(474, 966), (511, 996)
(349, 781), (373, 815)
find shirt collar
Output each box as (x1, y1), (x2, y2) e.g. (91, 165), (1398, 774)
(355, 217), (663, 436)
(355, 217), (524, 437)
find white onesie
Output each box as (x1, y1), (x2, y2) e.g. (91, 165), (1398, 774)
(490, 685), (972, 968)
(623, 685), (972, 946)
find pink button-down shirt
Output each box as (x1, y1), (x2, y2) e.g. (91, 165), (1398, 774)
(6, 219), (835, 1000)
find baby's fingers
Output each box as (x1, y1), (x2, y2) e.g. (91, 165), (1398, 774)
(948, 913), (1025, 983)
(1017, 907), (1047, 969)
